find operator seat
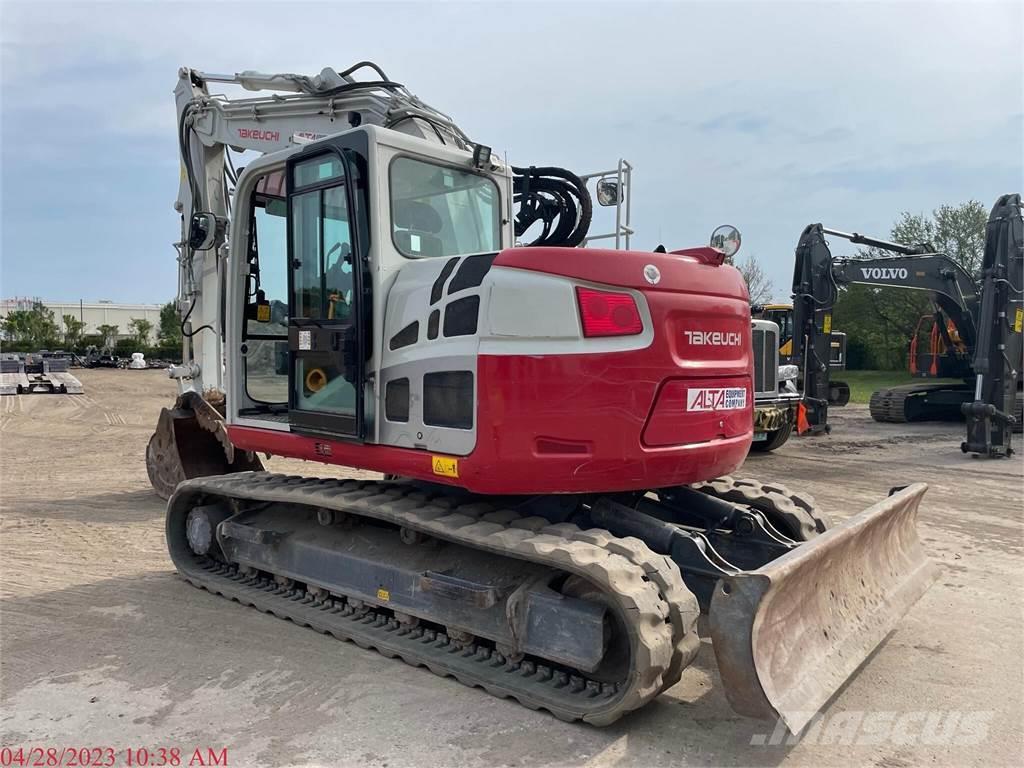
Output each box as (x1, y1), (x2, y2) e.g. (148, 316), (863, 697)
(393, 200), (444, 257)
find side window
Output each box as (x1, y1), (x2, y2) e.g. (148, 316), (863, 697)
(390, 157), (500, 259)
(244, 175), (289, 405)
(292, 190), (323, 320)
(247, 199), (288, 335)
(323, 185), (353, 322)
(290, 155), (353, 321)
(781, 313), (793, 340)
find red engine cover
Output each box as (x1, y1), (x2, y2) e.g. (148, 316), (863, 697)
(228, 246), (753, 495)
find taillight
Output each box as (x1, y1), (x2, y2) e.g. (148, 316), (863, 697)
(576, 287), (643, 337)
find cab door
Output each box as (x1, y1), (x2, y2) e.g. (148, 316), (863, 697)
(286, 148), (364, 438)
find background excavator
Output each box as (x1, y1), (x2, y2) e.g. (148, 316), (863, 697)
(145, 62), (936, 730)
(792, 193), (1023, 457)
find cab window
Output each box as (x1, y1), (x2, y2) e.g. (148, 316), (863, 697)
(291, 158), (354, 321)
(390, 157), (500, 258)
(243, 172), (288, 404)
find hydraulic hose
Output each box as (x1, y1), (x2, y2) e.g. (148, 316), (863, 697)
(512, 166), (593, 248)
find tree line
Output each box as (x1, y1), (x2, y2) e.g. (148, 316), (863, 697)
(5, 201), (988, 372)
(833, 200), (987, 370)
(735, 200), (988, 370)
(0, 301), (183, 359)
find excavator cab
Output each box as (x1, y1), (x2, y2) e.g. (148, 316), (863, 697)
(909, 312), (970, 379)
(223, 128), (516, 453)
(753, 304), (796, 362)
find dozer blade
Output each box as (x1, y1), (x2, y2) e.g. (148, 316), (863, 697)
(146, 391), (264, 499)
(709, 483), (937, 733)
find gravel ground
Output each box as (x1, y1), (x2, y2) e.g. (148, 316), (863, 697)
(2, 368), (1021, 767)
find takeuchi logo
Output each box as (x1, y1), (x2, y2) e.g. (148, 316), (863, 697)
(684, 330), (743, 346)
(238, 128), (281, 142)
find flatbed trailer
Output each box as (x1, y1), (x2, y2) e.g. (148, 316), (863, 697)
(0, 354), (84, 395)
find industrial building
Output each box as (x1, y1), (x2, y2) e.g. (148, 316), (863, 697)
(0, 297), (164, 344)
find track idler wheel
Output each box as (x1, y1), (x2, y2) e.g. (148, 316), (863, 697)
(828, 380), (851, 407)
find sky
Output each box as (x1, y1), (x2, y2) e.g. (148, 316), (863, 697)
(1, 0), (1021, 305)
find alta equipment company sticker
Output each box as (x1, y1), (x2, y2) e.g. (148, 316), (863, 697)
(687, 387), (747, 412)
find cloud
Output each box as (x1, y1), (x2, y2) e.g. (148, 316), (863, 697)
(0, 0), (1021, 303)
(695, 112), (773, 136)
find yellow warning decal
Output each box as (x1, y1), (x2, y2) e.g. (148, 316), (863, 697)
(376, 587), (390, 601)
(1014, 308), (1023, 333)
(432, 455), (459, 478)
(823, 314), (833, 334)
(257, 304), (271, 322)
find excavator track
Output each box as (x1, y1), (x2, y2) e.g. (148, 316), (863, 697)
(869, 386), (912, 423)
(167, 473), (698, 725)
(690, 476), (830, 540)
(869, 383), (975, 424)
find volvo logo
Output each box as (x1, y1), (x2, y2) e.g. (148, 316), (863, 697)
(860, 267), (908, 280)
(684, 330), (743, 346)
(643, 264), (661, 285)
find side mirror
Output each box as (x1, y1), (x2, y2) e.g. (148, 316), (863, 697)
(710, 224), (742, 258)
(596, 178), (621, 207)
(188, 212), (224, 251)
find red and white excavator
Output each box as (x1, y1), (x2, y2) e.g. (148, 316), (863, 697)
(146, 62), (937, 730)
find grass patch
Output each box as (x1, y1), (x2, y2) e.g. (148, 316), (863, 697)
(837, 370), (964, 404)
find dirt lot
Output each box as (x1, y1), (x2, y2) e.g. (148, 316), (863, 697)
(2, 369), (1022, 767)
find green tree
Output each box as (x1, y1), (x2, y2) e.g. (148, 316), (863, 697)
(0, 302), (59, 349)
(833, 286), (927, 369)
(1, 311), (33, 345)
(158, 301), (182, 344)
(834, 200), (987, 370)
(129, 318), (154, 346)
(882, 201), (987, 274)
(62, 315), (86, 350)
(96, 324), (119, 348)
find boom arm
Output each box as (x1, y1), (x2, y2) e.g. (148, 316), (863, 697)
(963, 193), (1023, 456)
(826, 239), (980, 344)
(171, 63), (595, 397)
(171, 64), (468, 396)
(791, 224), (980, 430)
